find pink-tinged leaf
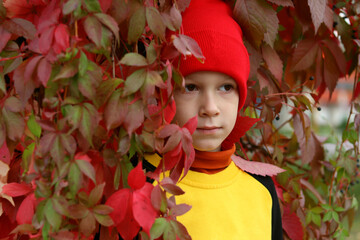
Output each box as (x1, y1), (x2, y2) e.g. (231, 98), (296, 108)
(282, 205), (304, 240)
(0, 26), (11, 52)
(84, 15), (102, 47)
(266, 0), (294, 7)
(124, 101), (144, 135)
(133, 191), (157, 235)
(37, 2), (60, 33)
(16, 193), (36, 225)
(151, 185), (167, 212)
(170, 5), (182, 30)
(0, 142), (11, 165)
(182, 144), (194, 178)
(308, 0), (326, 33)
(2, 18), (36, 40)
(2, 109), (25, 141)
(179, 34), (204, 59)
(182, 116), (197, 134)
(128, 162), (146, 190)
(54, 24), (70, 53)
(162, 131), (182, 153)
(291, 39), (319, 71)
(37, 57), (52, 87)
(128, 6), (146, 44)
(322, 38), (347, 76)
(75, 159), (96, 183)
(161, 178), (185, 195)
(170, 203), (191, 217)
(39, 132), (56, 155)
(232, 155), (285, 176)
(2, 183), (32, 197)
(99, 0), (112, 12)
(124, 69), (147, 95)
(13, 62), (37, 105)
(323, 6), (333, 31)
(262, 44), (283, 81)
(106, 188), (130, 226)
(94, 13), (119, 41)
(39, 25), (55, 54)
(120, 53), (148, 67)
(104, 90), (128, 130)
(24, 56), (42, 82)
(322, 47), (339, 94)
(157, 124), (180, 138)
(146, 7), (166, 40)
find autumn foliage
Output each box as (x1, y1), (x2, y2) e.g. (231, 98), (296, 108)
(0, 0), (359, 239)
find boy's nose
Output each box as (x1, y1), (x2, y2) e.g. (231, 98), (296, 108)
(199, 93), (220, 117)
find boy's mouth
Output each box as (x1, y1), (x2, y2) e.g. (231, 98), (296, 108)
(196, 126), (221, 134)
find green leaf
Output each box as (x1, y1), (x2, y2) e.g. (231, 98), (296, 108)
(146, 41), (157, 65)
(128, 6), (146, 43)
(75, 159), (96, 183)
(0, 1), (6, 19)
(124, 68), (147, 95)
(27, 114), (41, 138)
(42, 220), (50, 240)
(150, 218), (168, 239)
(323, 211), (333, 222)
(94, 77), (122, 108)
(84, 15), (102, 47)
(44, 199), (62, 231)
(52, 197), (70, 216)
(83, 0), (101, 12)
(63, 0), (81, 15)
(79, 103), (100, 145)
(68, 162), (82, 196)
(94, 13), (120, 41)
(0, 73), (5, 94)
(120, 53), (148, 66)
(332, 211), (340, 223)
(312, 213), (321, 227)
(104, 89), (128, 130)
(22, 142), (35, 173)
(146, 7), (166, 40)
(78, 73), (96, 99)
(88, 183), (105, 206)
(311, 206), (323, 214)
(93, 205), (113, 215)
(94, 213), (114, 226)
(79, 51), (89, 76)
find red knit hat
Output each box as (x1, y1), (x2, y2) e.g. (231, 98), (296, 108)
(179, 0), (251, 149)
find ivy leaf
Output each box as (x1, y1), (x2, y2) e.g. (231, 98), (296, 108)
(79, 103), (101, 145)
(84, 15), (102, 47)
(79, 212), (96, 237)
(93, 205), (113, 215)
(173, 34), (204, 59)
(232, 155), (285, 176)
(290, 39), (319, 71)
(262, 44), (283, 81)
(169, 203), (191, 217)
(146, 7), (166, 40)
(133, 190), (157, 236)
(2, 18), (36, 40)
(2, 183), (32, 197)
(128, 6), (146, 43)
(44, 199), (62, 230)
(124, 69), (147, 95)
(150, 218), (168, 239)
(37, 57), (52, 87)
(16, 194), (36, 225)
(0, 26), (11, 53)
(88, 183), (105, 206)
(75, 159), (96, 184)
(2, 109), (25, 141)
(0, 141), (11, 165)
(308, 0), (326, 33)
(128, 162), (145, 190)
(120, 53), (148, 67)
(161, 177), (185, 195)
(68, 162), (82, 196)
(63, 0), (81, 15)
(267, 0), (294, 7)
(106, 188), (130, 226)
(94, 213), (114, 226)
(104, 90), (128, 129)
(83, 0), (102, 12)
(94, 13), (120, 41)
(124, 100), (144, 135)
(282, 205), (304, 240)
(13, 61), (37, 106)
(27, 114), (41, 138)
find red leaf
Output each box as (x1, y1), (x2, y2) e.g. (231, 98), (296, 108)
(37, 57), (52, 86)
(262, 44), (283, 81)
(267, 0), (294, 7)
(182, 115), (197, 134)
(37, 1), (60, 33)
(0, 142), (11, 165)
(308, 0), (326, 33)
(290, 39), (319, 71)
(24, 56), (42, 83)
(124, 101), (144, 135)
(232, 155), (285, 176)
(16, 193), (36, 224)
(84, 16), (102, 47)
(99, 0), (112, 13)
(39, 25), (55, 54)
(157, 124), (180, 139)
(132, 191), (157, 235)
(116, 202), (140, 240)
(2, 18), (36, 40)
(282, 205), (304, 240)
(160, 177), (185, 195)
(222, 116), (260, 150)
(128, 162), (146, 190)
(105, 188), (131, 226)
(170, 203), (191, 217)
(0, 26), (12, 52)
(54, 24), (70, 53)
(2, 183), (33, 197)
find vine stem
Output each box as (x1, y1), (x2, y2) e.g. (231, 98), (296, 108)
(0, 53), (25, 62)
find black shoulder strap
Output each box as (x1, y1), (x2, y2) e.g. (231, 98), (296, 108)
(249, 174), (283, 240)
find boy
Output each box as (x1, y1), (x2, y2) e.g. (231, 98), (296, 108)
(147, 0), (283, 239)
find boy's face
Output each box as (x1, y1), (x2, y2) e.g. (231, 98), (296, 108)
(173, 71), (239, 152)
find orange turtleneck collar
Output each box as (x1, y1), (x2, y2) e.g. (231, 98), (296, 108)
(190, 145), (236, 174)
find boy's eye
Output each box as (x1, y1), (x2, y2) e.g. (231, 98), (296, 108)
(184, 84), (198, 92)
(219, 84), (234, 92)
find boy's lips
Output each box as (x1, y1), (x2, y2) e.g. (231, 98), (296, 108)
(196, 126), (221, 134)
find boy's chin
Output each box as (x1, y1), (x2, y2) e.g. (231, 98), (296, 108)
(193, 144), (221, 152)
